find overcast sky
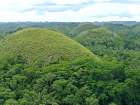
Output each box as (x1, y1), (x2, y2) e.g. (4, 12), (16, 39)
(0, 0), (140, 22)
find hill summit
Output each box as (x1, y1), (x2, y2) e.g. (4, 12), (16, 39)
(0, 28), (95, 65)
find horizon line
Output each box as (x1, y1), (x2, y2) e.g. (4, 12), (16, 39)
(0, 21), (139, 23)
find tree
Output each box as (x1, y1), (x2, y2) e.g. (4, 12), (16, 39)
(86, 94), (99, 105)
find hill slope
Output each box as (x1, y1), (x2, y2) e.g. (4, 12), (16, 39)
(70, 23), (97, 36)
(0, 28), (95, 65)
(75, 28), (124, 56)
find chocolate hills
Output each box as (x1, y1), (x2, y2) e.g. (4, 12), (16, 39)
(0, 28), (96, 65)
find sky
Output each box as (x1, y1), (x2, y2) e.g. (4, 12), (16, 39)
(0, 0), (140, 22)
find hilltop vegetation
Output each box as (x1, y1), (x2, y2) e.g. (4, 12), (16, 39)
(75, 27), (123, 56)
(0, 28), (94, 66)
(0, 22), (140, 105)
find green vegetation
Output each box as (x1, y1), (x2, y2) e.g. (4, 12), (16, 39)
(74, 25), (140, 71)
(0, 28), (95, 66)
(69, 23), (97, 36)
(0, 22), (140, 105)
(75, 27), (123, 56)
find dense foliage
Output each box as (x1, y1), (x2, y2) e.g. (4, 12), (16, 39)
(0, 56), (139, 105)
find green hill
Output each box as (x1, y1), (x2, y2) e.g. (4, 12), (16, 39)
(0, 28), (95, 65)
(75, 28), (124, 56)
(70, 23), (97, 36)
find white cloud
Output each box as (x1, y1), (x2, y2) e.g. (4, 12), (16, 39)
(128, 4), (140, 16)
(78, 3), (128, 17)
(93, 0), (111, 2)
(48, 0), (111, 5)
(53, 0), (88, 5)
(0, 0), (140, 22)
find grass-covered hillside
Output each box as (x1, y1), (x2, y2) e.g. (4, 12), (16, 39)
(0, 28), (95, 66)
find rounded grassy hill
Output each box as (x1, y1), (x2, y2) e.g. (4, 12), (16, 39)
(0, 28), (95, 65)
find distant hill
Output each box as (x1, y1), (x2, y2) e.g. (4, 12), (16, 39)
(70, 23), (97, 36)
(0, 22), (140, 38)
(75, 27), (124, 56)
(94, 21), (139, 26)
(0, 28), (95, 66)
(0, 22), (80, 35)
